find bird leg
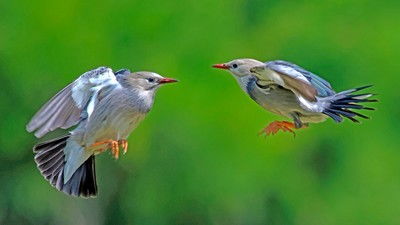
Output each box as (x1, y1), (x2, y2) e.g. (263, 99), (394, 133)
(118, 139), (128, 155)
(88, 139), (120, 159)
(259, 121), (306, 137)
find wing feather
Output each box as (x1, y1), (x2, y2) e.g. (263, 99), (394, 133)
(27, 67), (119, 138)
(260, 60), (336, 101)
(278, 73), (318, 101)
(266, 60), (335, 98)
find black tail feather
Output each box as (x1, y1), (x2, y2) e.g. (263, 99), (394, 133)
(343, 109), (369, 119)
(33, 135), (97, 198)
(323, 110), (343, 123)
(344, 115), (360, 123)
(352, 84), (373, 91)
(330, 103), (372, 110)
(328, 108), (358, 118)
(337, 98), (378, 103)
(323, 85), (376, 123)
(346, 93), (375, 98)
(363, 107), (375, 111)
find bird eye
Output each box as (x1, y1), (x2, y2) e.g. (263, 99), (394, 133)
(232, 64), (238, 69)
(147, 78), (155, 82)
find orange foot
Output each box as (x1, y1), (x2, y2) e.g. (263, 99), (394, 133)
(118, 139), (128, 155)
(259, 121), (297, 137)
(90, 139), (120, 159)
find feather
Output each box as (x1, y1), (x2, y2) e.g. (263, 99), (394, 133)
(27, 67), (121, 138)
(323, 110), (343, 123)
(33, 135), (97, 198)
(266, 60), (335, 98)
(323, 85), (376, 123)
(278, 72), (318, 101)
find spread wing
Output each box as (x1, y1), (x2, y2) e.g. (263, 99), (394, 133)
(27, 67), (121, 138)
(264, 60), (336, 101)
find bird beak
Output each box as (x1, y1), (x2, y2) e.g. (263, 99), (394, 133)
(159, 78), (178, 84)
(212, 64), (229, 70)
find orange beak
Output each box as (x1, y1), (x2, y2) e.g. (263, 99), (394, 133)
(212, 64), (229, 70)
(159, 78), (178, 84)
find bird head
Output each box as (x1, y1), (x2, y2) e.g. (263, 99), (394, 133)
(212, 58), (264, 77)
(121, 71), (178, 91)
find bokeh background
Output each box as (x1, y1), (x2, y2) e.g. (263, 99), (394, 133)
(1, 0), (399, 224)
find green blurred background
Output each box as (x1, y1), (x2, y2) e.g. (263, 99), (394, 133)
(1, 0), (399, 224)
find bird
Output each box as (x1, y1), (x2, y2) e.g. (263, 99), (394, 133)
(26, 66), (178, 197)
(213, 58), (376, 136)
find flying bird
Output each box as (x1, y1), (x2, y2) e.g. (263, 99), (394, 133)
(26, 67), (178, 197)
(213, 59), (376, 136)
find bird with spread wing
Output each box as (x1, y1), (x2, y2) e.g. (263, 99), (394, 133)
(213, 59), (376, 136)
(27, 67), (178, 197)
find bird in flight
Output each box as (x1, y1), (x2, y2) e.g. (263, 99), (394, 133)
(26, 67), (178, 197)
(213, 59), (376, 136)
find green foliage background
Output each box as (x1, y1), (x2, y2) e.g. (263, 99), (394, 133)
(1, 0), (399, 224)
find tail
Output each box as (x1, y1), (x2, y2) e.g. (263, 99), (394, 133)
(33, 135), (97, 198)
(322, 85), (378, 123)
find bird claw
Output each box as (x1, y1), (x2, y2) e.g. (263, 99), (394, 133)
(118, 139), (128, 155)
(259, 121), (296, 137)
(89, 139), (126, 159)
(110, 141), (120, 159)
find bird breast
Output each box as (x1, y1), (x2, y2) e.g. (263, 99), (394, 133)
(82, 88), (152, 145)
(107, 110), (146, 139)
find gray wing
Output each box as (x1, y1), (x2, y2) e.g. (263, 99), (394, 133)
(266, 60), (336, 98)
(27, 67), (120, 138)
(115, 68), (131, 76)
